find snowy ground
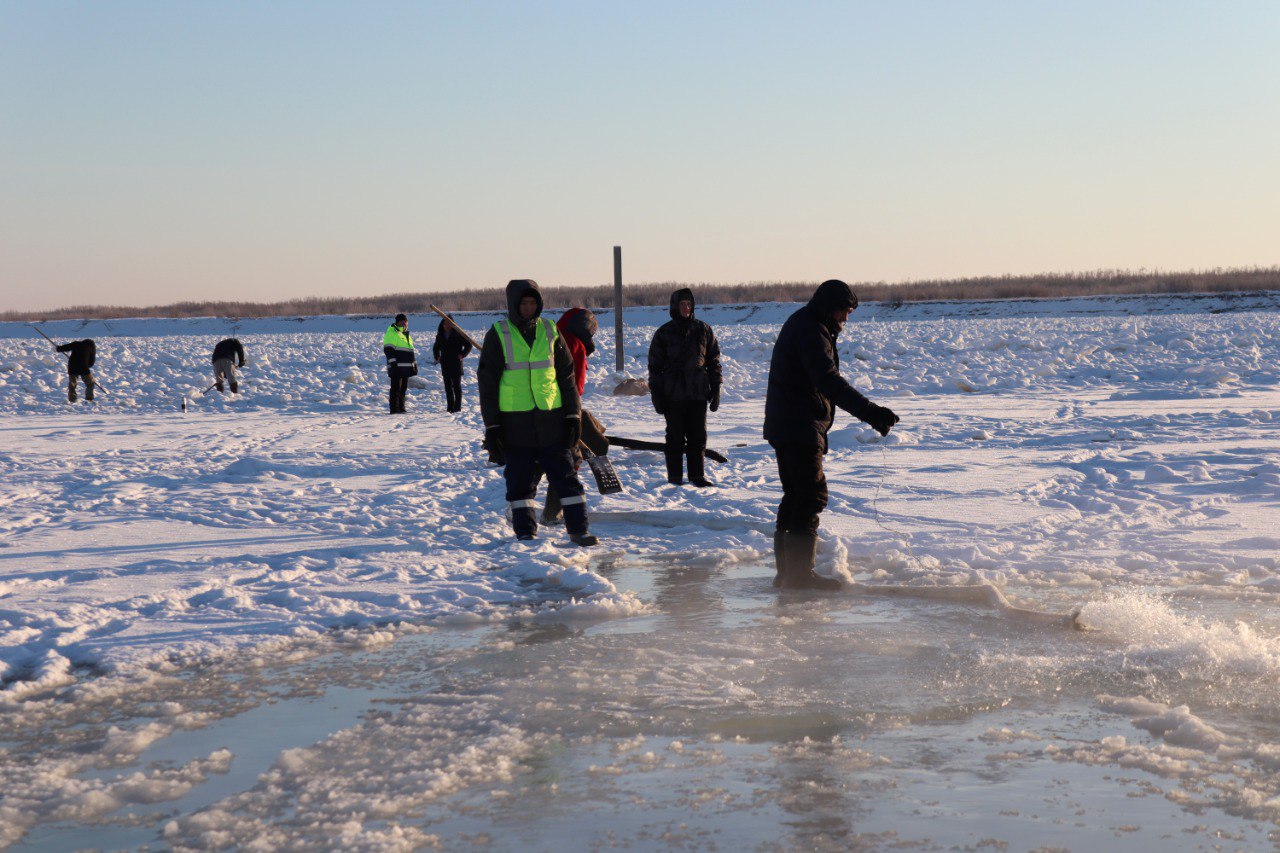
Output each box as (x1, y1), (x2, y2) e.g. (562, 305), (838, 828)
(2, 292), (1279, 850)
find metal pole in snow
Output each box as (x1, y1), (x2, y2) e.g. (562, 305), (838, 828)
(613, 246), (623, 373)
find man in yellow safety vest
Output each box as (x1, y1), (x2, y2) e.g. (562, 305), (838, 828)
(382, 313), (417, 414)
(477, 280), (598, 546)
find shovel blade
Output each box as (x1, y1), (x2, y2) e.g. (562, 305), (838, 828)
(586, 454), (623, 495)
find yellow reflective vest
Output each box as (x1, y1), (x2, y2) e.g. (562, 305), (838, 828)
(495, 318), (562, 412)
(382, 324), (416, 376)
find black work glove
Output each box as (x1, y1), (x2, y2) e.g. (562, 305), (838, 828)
(652, 393), (666, 415)
(565, 416), (581, 449)
(709, 384), (721, 413)
(483, 426), (506, 465)
(867, 404), (900, 437)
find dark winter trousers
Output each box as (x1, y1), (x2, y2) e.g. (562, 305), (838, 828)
(213, 358), (238, 393)
(663, 400), (708, 482)
(441, 366), (463, 413)
(504, 444), (588, 537)
(772, 443), (828, 535)
(388, 375), (408, 413)
(68, 372), (94, 402)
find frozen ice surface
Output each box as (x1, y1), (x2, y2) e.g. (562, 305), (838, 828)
(2, 292), (1280, 849)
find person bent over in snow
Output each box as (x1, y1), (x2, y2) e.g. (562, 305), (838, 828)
(763, 280), (899, 590)
(56, 339), (97, 403)
(477, 280), (598, 547)
(211, 337), (246, 394)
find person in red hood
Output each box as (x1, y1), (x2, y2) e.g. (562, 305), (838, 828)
(544, 308), (608, 525)
(556, 307), (597, 394)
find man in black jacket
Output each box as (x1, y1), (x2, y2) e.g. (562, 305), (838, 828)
(432, 316), (472, 413)
(211, 338), (246, 394)
(763, 280), (899, 590)
(55, 339), (96, 403)
(477, 280), (598, 546)
(648, 288), (723, 486)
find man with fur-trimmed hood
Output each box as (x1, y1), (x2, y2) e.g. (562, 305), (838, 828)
(477, 280), (598, 547)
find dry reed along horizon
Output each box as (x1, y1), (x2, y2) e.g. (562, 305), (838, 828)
(4, 267), (1279, 322)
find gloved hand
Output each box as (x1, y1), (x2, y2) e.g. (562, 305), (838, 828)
(565, 416), (581, 448)
(652, 393), (666, 415)
(867, 404), (899, 437)
(483, 426), (506, 465)
(709, 384), (721, 413)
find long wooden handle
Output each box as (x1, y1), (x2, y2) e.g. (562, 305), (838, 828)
(32, 324), (109, 394)
(31, 325), (62, 351)
(427, 304), (482, 352)
(604, 434), (728, 464)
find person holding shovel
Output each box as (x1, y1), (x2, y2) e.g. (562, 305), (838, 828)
(55, 338), (97, 403)
(477, 280), (598, 547)
(211, 338), (246, 394)
(431, 314), (472, 413)
(542, 307), (609, 525)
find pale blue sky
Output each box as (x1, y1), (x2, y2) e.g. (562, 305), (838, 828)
(2, 1), (1277, 312)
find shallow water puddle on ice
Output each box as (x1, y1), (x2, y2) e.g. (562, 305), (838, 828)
(11, 557), (1280, 850)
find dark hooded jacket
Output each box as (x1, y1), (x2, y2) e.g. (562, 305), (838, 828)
(763, 280), (875, 451)
(477, 280), (582, 448)
(211, 338), (245, 366)
(432, 318), (472, 375)
(647, 289), (722, 406)
(56, 339), (96, 375)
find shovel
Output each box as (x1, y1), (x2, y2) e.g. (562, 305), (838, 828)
(580, 442), (623, 495)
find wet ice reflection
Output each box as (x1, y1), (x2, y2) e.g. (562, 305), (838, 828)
(10, 553), (1280, 850)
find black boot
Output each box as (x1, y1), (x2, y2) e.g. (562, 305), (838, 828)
(665, 448), (683, 485)
(563, 502), (593, 546)
(687, 449), (713, 487)
(772, 530), (785, 588)
(512, 506), (537, 541)
(780, 532), (842, 591)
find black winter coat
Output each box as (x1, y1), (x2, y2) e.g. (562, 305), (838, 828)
(763, 280), (875, 452)
(477, 280), (582, 449)
(211, 338), (245, 366)
(56, 340), (96, 374)
(647, 289), (722, 405)
(432, 321), (472, 375)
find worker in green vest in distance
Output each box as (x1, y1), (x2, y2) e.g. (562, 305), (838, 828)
(382, 313), (417, 414)
(476, 280), (598, 547)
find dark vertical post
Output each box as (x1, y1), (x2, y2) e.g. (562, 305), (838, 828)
(613, 246), (624, 372)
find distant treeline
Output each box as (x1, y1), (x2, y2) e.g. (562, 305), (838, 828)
(5, 267), (1278, 321)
